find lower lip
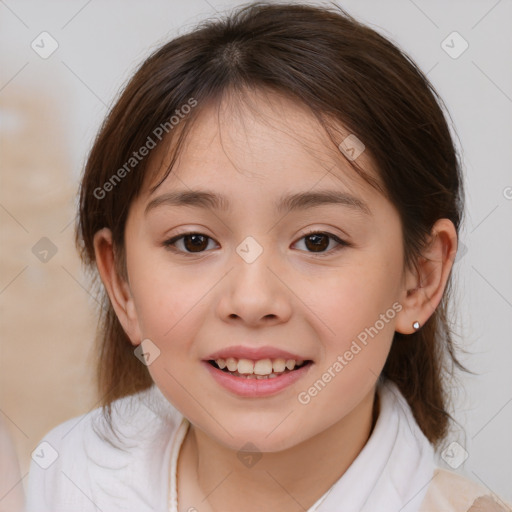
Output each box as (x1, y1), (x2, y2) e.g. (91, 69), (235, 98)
(202, 360), (313, 398)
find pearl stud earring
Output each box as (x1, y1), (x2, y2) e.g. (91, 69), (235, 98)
(412, 321), (420, 331)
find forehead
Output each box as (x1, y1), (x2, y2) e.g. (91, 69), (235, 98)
(142, 88), (382, 203)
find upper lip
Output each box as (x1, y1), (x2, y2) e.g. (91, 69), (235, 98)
(205, 345), (312, 362)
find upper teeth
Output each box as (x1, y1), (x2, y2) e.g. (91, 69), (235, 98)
(215, 357), (304, 375)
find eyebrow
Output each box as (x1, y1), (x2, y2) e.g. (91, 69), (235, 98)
(144, 189), (371, 216)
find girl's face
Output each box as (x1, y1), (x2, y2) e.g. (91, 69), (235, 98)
(118, 90), (410, 451)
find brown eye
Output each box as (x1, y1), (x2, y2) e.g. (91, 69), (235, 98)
(163, 233), (217, 254)
(304, 233), (330, 252)
(182, 234), (209, 252)
(293, 230), (349, 256)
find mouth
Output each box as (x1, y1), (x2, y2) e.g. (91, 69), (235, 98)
(202, 357), (314, 397)
(206, 358), (314, 379)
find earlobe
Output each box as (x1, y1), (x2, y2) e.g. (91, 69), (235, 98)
(395, 219), (458, 335)
(93, 228), (142, 345)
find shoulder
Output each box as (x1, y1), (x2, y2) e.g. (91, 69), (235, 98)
(419, 467), (512, 512)
(25, 385), (185, 512)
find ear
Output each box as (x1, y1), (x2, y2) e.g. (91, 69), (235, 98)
(93, 228), (142, 346)
(395, 219), (458, 335)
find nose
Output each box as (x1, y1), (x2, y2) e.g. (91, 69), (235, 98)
(216, 242), (293, 327)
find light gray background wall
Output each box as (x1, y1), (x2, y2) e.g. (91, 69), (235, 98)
(1, 0), (511, 504)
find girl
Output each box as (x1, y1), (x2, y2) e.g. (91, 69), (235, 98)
(25, 2), (511, 511)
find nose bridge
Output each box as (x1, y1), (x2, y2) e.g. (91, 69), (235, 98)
(218, 234), (291, 324)
(232, 234), (277, 297)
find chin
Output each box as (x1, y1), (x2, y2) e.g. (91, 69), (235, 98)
(210, 422), (305, 454)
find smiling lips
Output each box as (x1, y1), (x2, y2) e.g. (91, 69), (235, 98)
(205, 344), (312, 377)
(203, 357), (313, 397)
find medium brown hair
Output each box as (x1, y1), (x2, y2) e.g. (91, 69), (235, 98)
(76, 1), (467, 447)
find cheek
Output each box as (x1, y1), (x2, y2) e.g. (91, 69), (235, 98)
(293, 265), (398, 428)
(299, 254), (401, 346)
(293, 256), (400, 415)
(126, 248), (212, 411)
(127, 243), (209, 339)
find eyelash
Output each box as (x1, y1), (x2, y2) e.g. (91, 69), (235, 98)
(162, 229), (350, 257)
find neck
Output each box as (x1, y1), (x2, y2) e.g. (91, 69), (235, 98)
(180, 385), (379, 512)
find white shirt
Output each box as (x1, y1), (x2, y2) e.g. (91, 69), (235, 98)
(25, 380), (510, 512)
